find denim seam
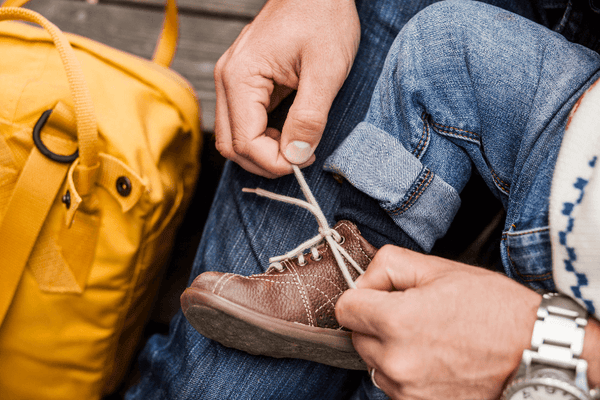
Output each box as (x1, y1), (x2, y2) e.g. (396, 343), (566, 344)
(430, 119), (481, 144)
(501, 227), (553, 282)
(505, 224), (550, 236)
(490, 169), (511, 195)
(428, 118), (511, 195)
(387, 167), (434, 216)
(324, 163), (345, 180)
(502, 236), (554, 282)
(413, 112), (431, 159)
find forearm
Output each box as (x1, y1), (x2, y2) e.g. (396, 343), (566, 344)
(582, 317), (600, 388)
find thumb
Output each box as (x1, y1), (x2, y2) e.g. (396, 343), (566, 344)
(280, 62), (344, 164)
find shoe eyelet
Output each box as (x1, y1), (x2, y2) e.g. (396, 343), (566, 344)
(336, 236), (345, 245)
(311, 254), (322, 261)
(297, 258), (308, 266)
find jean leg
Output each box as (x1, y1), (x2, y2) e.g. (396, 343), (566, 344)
(126, 1), (547, 399)
(325, 0), (600, 283)
(127, 1), (431, 399)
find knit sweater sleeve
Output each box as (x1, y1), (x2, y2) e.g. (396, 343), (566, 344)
(550, 77), (600, 319)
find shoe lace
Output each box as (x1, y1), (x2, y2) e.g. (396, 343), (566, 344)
(243, 165), (364, 289)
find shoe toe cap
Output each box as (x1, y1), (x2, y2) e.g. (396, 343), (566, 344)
(180, 271), (228, 313)
(188, 271), (227, 292)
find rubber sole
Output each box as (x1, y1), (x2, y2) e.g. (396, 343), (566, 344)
(182, 289), (367, 370)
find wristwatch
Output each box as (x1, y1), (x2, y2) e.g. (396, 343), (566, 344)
(502, 292), (599, 400)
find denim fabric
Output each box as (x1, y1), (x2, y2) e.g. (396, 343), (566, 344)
(126, 0), (599, 399)
(552, 0), (600, 52)
(325, 0), (600, 289)
(326, 123), (461, 251)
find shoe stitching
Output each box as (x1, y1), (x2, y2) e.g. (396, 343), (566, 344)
(303, 283), (342, 311)
(286, 260), (315, 327)
(241, 275), (325, 325)
(212, 273), (233, 295)
(338, 221), (373, 263)
(243, 277), (298, 285)
(298, 274), (345, 294)
(252, 264), (347, 294)
(216, 273), (237, 295)
(314, 291), (343, 314)
(240, 275), (346, 313)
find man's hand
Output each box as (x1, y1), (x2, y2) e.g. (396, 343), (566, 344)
(213, 0), (360, 178)
(335, 245), (541, 400)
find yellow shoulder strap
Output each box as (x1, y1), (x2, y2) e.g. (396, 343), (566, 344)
(0, 147), (70, 326)
(1, 0), (178, 67)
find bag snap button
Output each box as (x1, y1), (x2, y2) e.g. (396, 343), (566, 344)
(62, 190), (71, 209)
(116, 176), (132, 197)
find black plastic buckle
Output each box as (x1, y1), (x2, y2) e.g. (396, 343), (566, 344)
(33, 109), (79, 163)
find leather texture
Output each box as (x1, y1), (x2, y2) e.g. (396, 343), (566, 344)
(189, 221), (377, 330)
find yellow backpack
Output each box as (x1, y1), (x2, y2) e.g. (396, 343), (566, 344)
(0, 1), (201, 398)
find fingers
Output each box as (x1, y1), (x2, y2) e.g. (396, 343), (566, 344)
(352, 331), (383, 367)
(280, 57), (347, 165)
(353, 333), (395, 395)
(215, 57), (316, 176)
(212, 0), (360, 176)
(336, 288), (401, 338)
(355, 245), (448, 292)
(214, 52), (295, 177)
(369, 366), (393, 394)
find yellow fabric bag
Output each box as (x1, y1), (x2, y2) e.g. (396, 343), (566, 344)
(0, 1), (201, 398)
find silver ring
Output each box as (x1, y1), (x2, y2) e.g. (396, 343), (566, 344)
(369, 367), (381, 390)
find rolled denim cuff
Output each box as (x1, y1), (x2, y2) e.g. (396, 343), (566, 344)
(324, 122), (461, 252)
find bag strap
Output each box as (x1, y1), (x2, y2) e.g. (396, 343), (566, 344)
(1, 0), (179, 67)
(0, 7), (99, 327)
(0, 143), (71, 326)
(152, 0), (178, 68)
(0, 7), (98, 169)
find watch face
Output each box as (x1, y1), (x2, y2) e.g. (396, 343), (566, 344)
(510, 385), (583, 400)
(506, 378), (589, 400)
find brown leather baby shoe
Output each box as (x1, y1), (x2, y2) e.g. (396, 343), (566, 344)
(181, 166), (379, 370)
(181, 220), (377, 370)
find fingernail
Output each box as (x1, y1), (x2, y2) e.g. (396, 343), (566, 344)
(285, 141), (313, 164)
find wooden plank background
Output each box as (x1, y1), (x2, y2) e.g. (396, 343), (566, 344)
(23, 0), (268, 132)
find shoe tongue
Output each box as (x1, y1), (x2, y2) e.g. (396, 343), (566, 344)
(332, 220), (378, 260)
(333, 219), (356, 230)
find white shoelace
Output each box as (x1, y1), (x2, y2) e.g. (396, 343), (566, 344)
(243, 165), (364, 289)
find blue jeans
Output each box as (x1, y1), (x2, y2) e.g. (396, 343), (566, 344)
(126, 1), (600, 399)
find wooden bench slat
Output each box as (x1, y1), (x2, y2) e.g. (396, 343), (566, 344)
(111, 0), (266, 20)
(23, 0), (249, 131)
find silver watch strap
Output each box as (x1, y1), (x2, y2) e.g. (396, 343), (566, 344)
(529, 292), (588, 370)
